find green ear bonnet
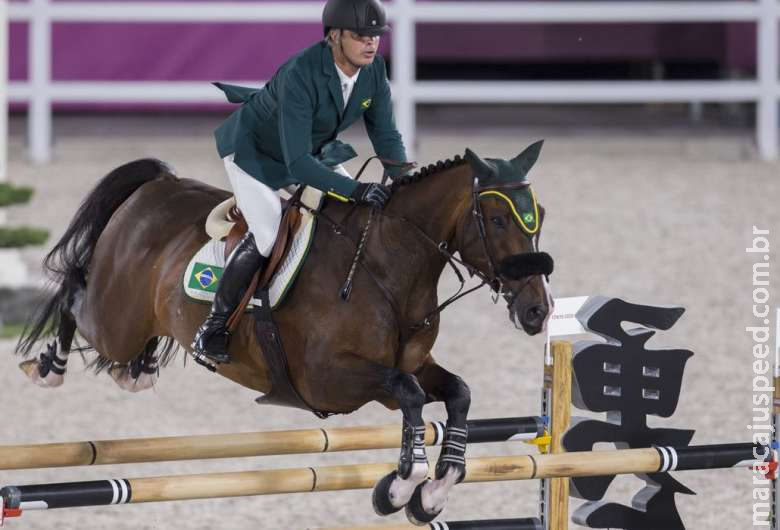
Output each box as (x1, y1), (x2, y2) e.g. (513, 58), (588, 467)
(466, 140), (543, 236)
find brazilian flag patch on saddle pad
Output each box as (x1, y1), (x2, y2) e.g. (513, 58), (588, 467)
(182, 213), (317, 310)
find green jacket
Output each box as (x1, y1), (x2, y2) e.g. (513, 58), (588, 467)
(213, 41), (407, 198)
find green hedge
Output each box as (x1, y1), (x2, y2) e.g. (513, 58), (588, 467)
(0, 183), (34, 207)
(0, 183), (48, 249)
(0, 323), (25, 339)
(0, 227), (49, 248)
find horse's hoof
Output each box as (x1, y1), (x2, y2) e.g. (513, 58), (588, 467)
(19, 359), (40, 378)
(18, 360), (64, 388)
(405, 480), (442, 526)
(109, 365), (157, 393)
(372, 471), (404, 516)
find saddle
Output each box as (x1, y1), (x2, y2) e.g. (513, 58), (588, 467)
(204, 186), (322, 330)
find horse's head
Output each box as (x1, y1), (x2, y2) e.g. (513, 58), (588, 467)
(455, 141), (554, 335)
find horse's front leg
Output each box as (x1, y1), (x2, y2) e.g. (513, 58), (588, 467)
(406, 359), (471, 525)
(371, 369), (430, 516)
(312, 353), (428, 515)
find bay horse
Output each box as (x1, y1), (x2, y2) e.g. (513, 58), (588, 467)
(16, 141), (553, 525)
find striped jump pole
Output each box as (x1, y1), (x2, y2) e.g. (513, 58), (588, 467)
(0, 416), (544, 471)
(0, 443), (765, 523)
(317, 518), (543, 530)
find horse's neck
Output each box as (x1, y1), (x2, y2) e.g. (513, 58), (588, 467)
(391, 164), (473, 248)
(382, 164), (473, 305)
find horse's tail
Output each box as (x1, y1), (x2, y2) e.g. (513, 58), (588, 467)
(16, 158), (178, 356)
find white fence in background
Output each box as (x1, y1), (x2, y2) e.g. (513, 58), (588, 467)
(0, 0), (29, 288)
(1, 0), (7, 181)
(3, 0), (780, 165)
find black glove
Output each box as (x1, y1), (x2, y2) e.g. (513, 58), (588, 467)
(350, 182), (391, 210)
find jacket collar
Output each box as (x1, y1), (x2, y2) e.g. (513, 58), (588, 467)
(322, 43), (345, 114)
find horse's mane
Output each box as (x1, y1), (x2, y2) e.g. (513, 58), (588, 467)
(390, 154), (468, 190)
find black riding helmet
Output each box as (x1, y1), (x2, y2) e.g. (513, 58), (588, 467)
(322, 0), (390, 37)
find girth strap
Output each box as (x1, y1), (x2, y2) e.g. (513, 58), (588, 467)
(252, 290), (334, 418)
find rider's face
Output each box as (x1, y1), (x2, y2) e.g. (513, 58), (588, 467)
(337, 30), (380, 67)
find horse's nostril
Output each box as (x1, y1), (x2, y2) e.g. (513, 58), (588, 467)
(524, 304), (547, 323)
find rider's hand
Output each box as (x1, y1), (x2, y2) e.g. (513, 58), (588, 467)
(350, 182), (391, 210)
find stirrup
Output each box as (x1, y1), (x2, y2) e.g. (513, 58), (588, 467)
(191, 325), (231, 366)
(191, 350), (218, 372)
(204, 350), (232, 365)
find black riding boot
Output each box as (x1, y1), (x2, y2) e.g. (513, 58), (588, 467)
(192, 232), (266, 364)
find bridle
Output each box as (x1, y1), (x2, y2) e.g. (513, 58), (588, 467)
(470, 178), (540, 292)
(392, 175), (543, 331)
(296, 159), (547, 337)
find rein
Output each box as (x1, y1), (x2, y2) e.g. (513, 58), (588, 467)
(337, 157), (414, 301)
(379, 212), (490, 331)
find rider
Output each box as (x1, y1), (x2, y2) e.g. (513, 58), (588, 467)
(193, 0), (410, 364)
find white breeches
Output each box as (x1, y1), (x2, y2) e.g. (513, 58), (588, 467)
(223, 153), (351, 257)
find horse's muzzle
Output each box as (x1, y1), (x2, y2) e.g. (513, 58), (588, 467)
(500, 252), (553, 335)
(506, 297), (550, 335)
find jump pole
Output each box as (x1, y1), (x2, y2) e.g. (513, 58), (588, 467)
(317, 518), (543, 530)
(0, 443), (764, 522)
(0, 417), (544, 471)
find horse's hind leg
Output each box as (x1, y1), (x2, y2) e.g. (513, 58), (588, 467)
(109, 337), (160, 393)
(18, 295), (80, 388)
(404, 360), (471, 525)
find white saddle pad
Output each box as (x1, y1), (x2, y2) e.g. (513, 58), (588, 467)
(183, 194), (320, 310)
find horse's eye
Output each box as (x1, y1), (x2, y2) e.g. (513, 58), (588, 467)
(491, 216), (505, 228)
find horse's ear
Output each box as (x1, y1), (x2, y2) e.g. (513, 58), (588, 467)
(511, 140), (544, 178)
(464, 148), (497, 179)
